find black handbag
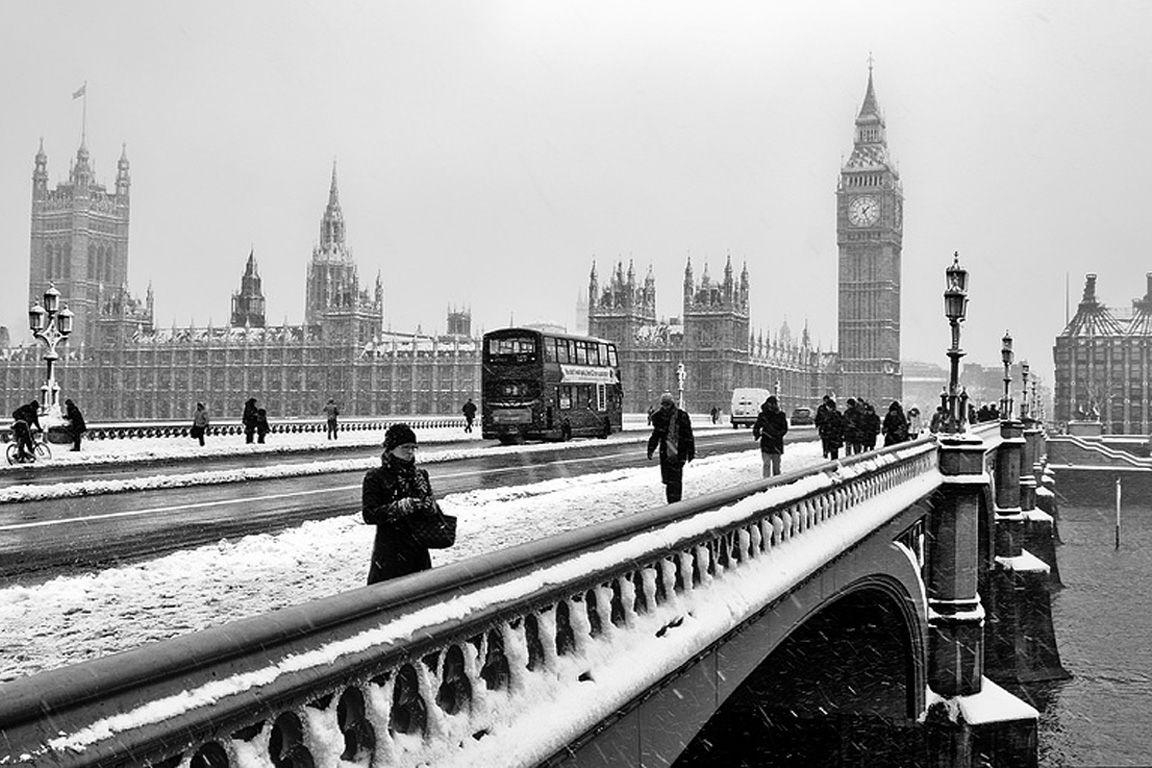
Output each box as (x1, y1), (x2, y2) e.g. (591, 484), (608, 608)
(407, 503), (457, 549)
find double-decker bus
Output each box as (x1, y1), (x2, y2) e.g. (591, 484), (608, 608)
(482, 327), (622, 443)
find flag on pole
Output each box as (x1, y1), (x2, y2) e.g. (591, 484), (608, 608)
(72, 83), (86, 99)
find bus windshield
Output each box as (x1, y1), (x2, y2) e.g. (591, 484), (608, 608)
(486, 335), (538, 363)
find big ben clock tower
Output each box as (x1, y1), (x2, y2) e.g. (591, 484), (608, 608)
(837, 65), (903, 404)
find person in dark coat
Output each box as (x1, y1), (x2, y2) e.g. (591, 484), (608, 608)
(843, 398), (863, 456)
(647, 392), (695, 503)
(63, 398), (86, 452)
(882, 401), (909, 447)
(242, 398), (259, 444)
(462, 398), (477, 433)
(255, 408), (270, 444)
(323, 399), (340, 440)
(752, 395), (789, 477)
(362, 423), (438, 584)
(11, 399), (42, 460)
(191, 402), (210, 446)
(815, 395), (845, 460)
(861, 401), (881, 451)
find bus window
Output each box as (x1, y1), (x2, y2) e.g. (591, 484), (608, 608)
(575, 342), (588, 365)
(558, 339), (571, 364)
(544, 338), (556, 363)
(558, 385), (572, 410)
(588, 344), (600, 365)
(607, 345), (618, 367)
(596, 383), (606, 411)
(487, 335), (537, 360)
(598, 343), (609, 365)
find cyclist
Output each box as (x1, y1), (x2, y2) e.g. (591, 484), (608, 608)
(11, 399), (43, 462)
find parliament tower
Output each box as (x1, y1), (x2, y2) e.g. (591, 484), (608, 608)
(29, 138), (131, 345)
(836, 66), (903, 404)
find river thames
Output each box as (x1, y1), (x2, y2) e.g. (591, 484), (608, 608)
(1026, 500), (1152, 767)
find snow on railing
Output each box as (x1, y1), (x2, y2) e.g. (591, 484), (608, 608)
(0, 439), (942, 768)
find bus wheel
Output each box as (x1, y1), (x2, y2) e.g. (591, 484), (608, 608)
(598, 418), (610, 439)
(561, 423), (572, 442)
(498, 435), (517, 446)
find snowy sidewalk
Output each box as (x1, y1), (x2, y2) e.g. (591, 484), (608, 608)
(0, 441), (824, 681)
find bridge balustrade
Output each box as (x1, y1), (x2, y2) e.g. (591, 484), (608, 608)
(0, 417), (466, 443)
(0, 438), (943, 767)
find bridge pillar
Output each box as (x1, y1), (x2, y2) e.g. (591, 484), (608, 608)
(986, 421), (1068, 684)
(1019, 422), (1039, 513)
(925, 433), (1040, 768)
(927, 434), (986, 698)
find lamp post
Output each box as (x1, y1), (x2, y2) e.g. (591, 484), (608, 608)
(676, 362), (686, 410)
(28, 283), (73, 423)
(1000, 331), (1013, 420)
(1020, 360), (1030, 421)
(941, 252), (970, 433)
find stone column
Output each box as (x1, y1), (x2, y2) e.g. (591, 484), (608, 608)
(927, 433), (987, 697)
(993, 420), (1025, 558)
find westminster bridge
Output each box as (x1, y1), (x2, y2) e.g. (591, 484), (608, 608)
(0, 419), (1064, 768)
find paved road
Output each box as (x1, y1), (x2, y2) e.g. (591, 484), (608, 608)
(0, 428), (817, 581)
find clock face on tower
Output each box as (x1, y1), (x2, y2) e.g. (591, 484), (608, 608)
(848, 195), (880, 227)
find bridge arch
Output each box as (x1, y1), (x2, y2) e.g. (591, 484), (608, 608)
(675, 565), (929, 766)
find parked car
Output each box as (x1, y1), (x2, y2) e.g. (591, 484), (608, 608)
(790, 406), (814, 426)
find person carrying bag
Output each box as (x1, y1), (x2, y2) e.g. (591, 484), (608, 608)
(362, 423), (456, 584)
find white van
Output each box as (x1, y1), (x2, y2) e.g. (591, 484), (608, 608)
(730, 388), (772, 428)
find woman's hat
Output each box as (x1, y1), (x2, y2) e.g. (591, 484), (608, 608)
(384, 423), (418, 452)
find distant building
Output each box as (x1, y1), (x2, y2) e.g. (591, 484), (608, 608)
(588, 257), (836, 414)
(4, 148), (479, 419)
(1053, 273), (1152, 433)
(836, 66), (904, 404)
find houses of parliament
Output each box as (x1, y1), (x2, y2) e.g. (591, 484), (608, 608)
(1, 70), (902, 421)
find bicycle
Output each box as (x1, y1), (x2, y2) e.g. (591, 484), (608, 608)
(5, 431), (51, 465)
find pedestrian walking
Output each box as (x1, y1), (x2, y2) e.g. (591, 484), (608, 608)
(324, 398), (340, 440)
(861, 401), (881, 452)
(907, 407), (923, 439)
(191, 402), (209, 446)
(929, 405), (946, 433)
(362, 423), (446, 584)
(843, 398), (863, 456)
(710, 406), (720, 425)
(462, 398), (477, 433)
(752, 395), (789, 478)
(242, 398), (258, 444)
(815, 395), (845, 460)
(647, 392), (695, 503)
(63, 398), (86, 452)
(882, 401), (909, 447)
(255, 408), (270, 444)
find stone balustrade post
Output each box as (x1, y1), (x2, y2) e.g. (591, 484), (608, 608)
(927, 433), (987, 698)
(1019, 422), (1039, 512)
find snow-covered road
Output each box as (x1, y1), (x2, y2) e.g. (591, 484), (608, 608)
(1, 441), (826, 682)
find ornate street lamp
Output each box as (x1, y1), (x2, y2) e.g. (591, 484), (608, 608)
(940, 252), (970, 433)
(1000, 331), (1013, 419)
(1020, 360), (1030, 421)
(28, 282), (73, 422)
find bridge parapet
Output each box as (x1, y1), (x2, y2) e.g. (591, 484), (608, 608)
(0, 440), (943, 768)
(0, 417), (466, 443)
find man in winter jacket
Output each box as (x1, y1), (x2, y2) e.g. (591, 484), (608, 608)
(462, 398), (477, 433)
(63, 398), (86, 452)
(362, 423), (439, 584)
(11, 400), (42, 460)
(752, 395), (789, 477)
(324, 399), (340, 440)
(242, 398), (259, 444)
(843, 398), (863, 456)
(647, 392), (695, 503)
(815, 395), (845, 460)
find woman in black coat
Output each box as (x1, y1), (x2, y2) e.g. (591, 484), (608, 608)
(362, 423), (438, 584)
(242, 398), (259, 444)
(882, 401), (909, 447)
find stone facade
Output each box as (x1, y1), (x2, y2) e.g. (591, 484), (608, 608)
(836, 68), (904, 404)
(5, 147), (479, 421)
(587, 257), (837, 415)
(1053, 273), (1152, 434)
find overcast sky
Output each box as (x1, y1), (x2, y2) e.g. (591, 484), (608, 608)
(2, 1), (1150, 385)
